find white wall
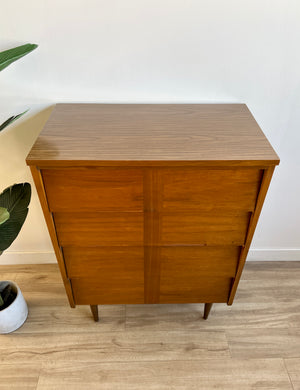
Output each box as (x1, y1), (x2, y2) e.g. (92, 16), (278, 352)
(1, 0), (300, 263)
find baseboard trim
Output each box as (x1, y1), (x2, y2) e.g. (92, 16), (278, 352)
(1, 249), (300, 265)
(0, 251), (56, 265)
(247, 249), (300, 261)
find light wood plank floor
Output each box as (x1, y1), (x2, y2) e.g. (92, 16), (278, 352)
(0, 262), (299, 389)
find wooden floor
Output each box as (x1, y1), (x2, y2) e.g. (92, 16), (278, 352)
(0, 262), (300, 389)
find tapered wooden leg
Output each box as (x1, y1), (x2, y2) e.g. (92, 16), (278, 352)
(90, 305), (99, 322)
(203, 303), (213, 319)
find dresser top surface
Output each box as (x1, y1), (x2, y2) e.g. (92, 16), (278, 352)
(26, 104), (279, 167)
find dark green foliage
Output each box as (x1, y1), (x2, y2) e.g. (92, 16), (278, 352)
(0, 183), (31, 252)
(0, 43), (38, 132)
(0, 110), (29, 132)
(0, 43), (38, 72)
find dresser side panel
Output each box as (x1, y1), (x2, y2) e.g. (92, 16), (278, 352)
(29, 166), (75, 307)
(228, 166), (276, 304)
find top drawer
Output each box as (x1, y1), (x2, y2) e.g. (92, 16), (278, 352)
(42, 168), (143, 212)
(159, 168), (262, 212)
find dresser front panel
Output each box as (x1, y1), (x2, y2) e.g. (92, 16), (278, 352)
(51, 167), (259, 305)
(54, 212), (144, 246)
(42, 168), (144, 212)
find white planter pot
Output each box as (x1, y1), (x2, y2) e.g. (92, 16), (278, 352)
(0, 281), (28, 334)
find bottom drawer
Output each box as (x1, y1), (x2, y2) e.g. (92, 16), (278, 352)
(71, 277), (144, 305)
(159, 246), (238, 303)
(159, 277), (232, 304)
(64, 247), (144, 305)
(65, 246), (236, 305)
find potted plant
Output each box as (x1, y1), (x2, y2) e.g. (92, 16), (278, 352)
(0, 43), (37, 333)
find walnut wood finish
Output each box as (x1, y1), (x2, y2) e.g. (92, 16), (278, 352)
(72, 275), (144, 305)
(29, 166), (75, 307)
(26, 104), (279, 321)
(160, 212), (250, 245)
(159, 276), (232, 304)
(204, 303), (213, 320)
(26, 104), (279, 166)
(64, 247), (144, 305)
(42, 168), (144, 212)
(159, 168), (263, 212)
(90, 305), (99, 322)
(63, 247), (144, 278)
(228, 166), (276, 304)
(54, 212), (144, 247)
(143, 169), (162, 304)
(160, 246), (240, 278)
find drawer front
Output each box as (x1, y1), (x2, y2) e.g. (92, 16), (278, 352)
(160, 212), (250, 245)
(65, 247), (144, 305)
(159, 276), (232, 304)
(42, 168), (143, 212)
(64, 247), (144, 278)
(54, 212), (143, 246)
(159, 168), (262, 212)
(160, 246), (240, 278)
(158, 246), (237, 303)
(71, 274), (144, 305)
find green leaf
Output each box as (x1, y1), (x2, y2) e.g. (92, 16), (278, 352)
(0, 109), (29, 132)
(0, 43), (38, 72)
(0, 207), (10, 225)
(0, 183), (31, 252)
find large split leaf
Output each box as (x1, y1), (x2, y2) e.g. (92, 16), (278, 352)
(0, 43), (38, 72)
(0, 183), (31, 252)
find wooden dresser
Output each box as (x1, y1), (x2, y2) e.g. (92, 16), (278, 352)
(26, 104), (279, 321)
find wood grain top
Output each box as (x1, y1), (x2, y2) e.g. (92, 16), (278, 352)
(26, 104), (279, 167)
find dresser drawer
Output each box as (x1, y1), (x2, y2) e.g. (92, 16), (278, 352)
(66, 246), (144, 304)
(54, 212), (144, 246)
(42, 168), (143, 212)
(159, 246), (237, 303)
(159, 168), (262, 212)
(71, 276), (144, 305)
(160, 212), (250, 245)
(160, 246), (240, 277)
(63, 247), (144, 278)
(159, 276), (232, 303)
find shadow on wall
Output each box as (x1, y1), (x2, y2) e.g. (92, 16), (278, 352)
(0, 106), (54, 174)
